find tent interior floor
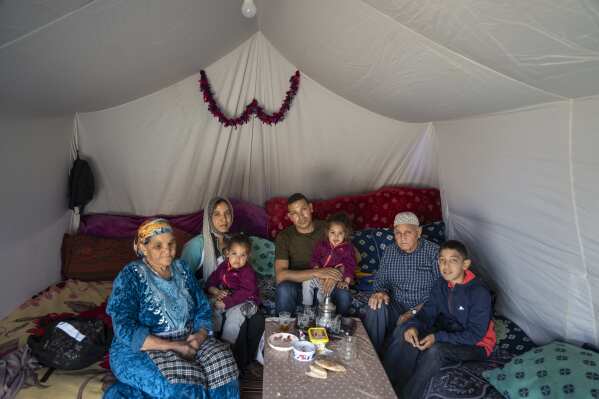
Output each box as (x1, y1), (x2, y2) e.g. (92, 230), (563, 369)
(240, 362), (264, 399)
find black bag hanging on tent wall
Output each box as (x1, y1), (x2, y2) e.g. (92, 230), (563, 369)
(68, 154), (95, 213)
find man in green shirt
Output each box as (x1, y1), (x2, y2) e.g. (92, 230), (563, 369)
(275, 193), (350, 315)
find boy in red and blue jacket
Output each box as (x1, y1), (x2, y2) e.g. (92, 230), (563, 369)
(383, 240), (496, 398)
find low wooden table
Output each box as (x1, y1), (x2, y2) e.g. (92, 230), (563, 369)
(262, 317), (397, 399)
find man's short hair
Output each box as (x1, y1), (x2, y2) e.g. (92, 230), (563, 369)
(440, 240), (469, 259)
(287, 193), (309, 205)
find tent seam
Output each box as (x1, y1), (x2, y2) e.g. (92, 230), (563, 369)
(357, 0), (568, 101)
(567, 98), (596, 343)
(0, 1), (100, 52)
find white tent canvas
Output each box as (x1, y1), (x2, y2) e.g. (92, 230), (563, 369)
(1, 0), (598, 351)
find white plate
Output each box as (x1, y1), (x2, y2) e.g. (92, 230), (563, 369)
(268, 332), (298, 351)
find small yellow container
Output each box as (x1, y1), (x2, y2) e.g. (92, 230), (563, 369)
(307, 327), (329, 345)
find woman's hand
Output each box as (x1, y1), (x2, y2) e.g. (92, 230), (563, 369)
(214, 289), (229, 301)
(186, 329), (208, 350)
(207, 287), (229, 301)
(172, 341), (197, 360)
(214, 300), (226, 311)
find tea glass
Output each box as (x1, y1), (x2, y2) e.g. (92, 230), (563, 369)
(339, 334), (358, 361)
(278, 311), (293, 332)
(297, 311), (310, 330)
(329, 315), (342, 334)
(304, 306), (315, 323)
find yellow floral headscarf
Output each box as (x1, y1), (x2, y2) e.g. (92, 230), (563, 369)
(134, 218), (173, 256)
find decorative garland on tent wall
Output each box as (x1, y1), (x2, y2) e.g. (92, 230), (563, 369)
(199, 70), (300, 128)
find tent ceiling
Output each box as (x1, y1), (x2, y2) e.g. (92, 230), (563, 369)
(362, 0), (599, 99)
(0, 0), (257, 114)
(1, 0), (598, 121)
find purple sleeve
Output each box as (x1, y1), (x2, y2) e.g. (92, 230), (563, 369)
(340, 245), (357, 280)
(223, 266), (261, 308)
(205, 263), (224, 290)
(310, 240), (327, 268)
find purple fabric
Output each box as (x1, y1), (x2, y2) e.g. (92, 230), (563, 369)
(79, 199), (268, 239)
(310, 240), (357, 281)
(205, 260), (261, 308)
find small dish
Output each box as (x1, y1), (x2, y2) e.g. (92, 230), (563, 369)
(292, 340), (316, 362)
(268, 332), (298, 351)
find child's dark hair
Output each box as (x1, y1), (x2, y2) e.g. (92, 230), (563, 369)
(226, 233), (252, 253)
(326, 212), (353, 239)
(440, 240), (469, 259)
(287, 193), (309, 205)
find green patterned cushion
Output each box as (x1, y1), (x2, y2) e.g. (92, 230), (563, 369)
(249, 236), (275, 277)
(483, 341), (599, 398)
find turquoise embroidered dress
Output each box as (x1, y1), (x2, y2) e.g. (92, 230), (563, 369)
(103, 259), (239, 399)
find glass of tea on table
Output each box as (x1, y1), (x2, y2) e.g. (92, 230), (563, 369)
(278, 312), (293, 332)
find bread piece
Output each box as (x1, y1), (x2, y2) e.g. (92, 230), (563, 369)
(309, 364), (328, 378)
(315, 358), (346, 372)
(305, 370), (327, 379)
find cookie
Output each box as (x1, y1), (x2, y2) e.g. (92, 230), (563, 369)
(315, 358), (346, 372)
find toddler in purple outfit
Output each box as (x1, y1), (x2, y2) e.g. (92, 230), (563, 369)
(206, 234), (260, 343)
(302, 213), (356, 308)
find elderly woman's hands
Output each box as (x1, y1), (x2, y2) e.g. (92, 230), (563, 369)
(173, 341), (197, 360)
(186, 329), (209, 351)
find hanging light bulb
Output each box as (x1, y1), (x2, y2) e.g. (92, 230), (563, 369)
(241, 0), (257, 18)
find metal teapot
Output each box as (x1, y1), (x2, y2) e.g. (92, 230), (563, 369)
(317, 295), (336, 328)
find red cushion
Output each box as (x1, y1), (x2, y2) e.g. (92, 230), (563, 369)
(265, 187), (442, 239)
(61, 228), (193, 281)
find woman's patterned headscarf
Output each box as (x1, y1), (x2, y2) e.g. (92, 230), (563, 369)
(134, 218), (173, 256)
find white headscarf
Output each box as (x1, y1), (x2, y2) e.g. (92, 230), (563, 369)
(201, 196), (234, 281)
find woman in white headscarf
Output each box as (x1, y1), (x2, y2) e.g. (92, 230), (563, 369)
(181, 197), (234, 282)
(181, 197), (266, 373)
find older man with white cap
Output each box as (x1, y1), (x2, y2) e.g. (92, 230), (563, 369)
(363, 211), (441, 355)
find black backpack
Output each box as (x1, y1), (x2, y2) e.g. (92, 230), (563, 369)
(27, 317), (112, 373)
(68, 155), (95, 212)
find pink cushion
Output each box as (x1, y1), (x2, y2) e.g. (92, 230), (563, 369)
(265, 187), (442, 239)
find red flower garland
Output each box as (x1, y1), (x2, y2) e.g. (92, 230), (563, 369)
(199, 70), (300, 128)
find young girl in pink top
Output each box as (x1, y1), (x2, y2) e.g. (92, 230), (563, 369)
(302, 212), (356, 308)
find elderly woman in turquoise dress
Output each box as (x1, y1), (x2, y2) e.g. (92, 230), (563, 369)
(104, 219), (240, 399)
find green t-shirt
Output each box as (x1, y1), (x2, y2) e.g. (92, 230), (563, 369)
(275, 220), (326, 270)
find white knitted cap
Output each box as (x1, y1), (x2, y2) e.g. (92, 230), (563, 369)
(393, 212), (420, 227)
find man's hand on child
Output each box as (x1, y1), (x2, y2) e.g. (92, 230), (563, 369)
(336, 281), (349, 290)
(315, 267), (343, 281)
(215, 300), (226, 311)
(416, 334), (435, 351)
(404, 327), (419, 348)
(322, 278), (337, 296)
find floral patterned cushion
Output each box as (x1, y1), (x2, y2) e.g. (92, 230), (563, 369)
(249, 237), (275, 277)
(494, 315), (537, 356)
(352, 222), (445, 274)
(265, 187), (442, 239)
(483, 341), (599, 399)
